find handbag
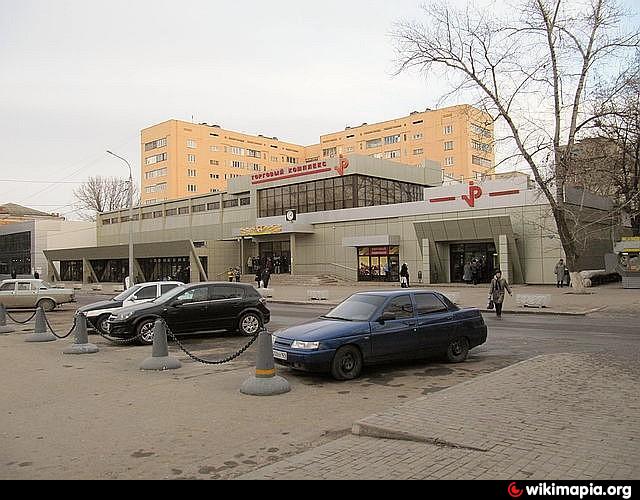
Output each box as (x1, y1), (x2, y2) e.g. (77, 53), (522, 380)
(487, 297), (495, 310)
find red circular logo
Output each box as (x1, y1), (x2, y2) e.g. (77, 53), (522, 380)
(508, 482), (524, 498)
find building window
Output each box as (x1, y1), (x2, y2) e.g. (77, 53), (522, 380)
(305, 157), (319, 162)
(207, 202), (220, 211)
(192, 204), (206, 213)
(323, 147), (337, 157)
(240, 197), (251, 206)
(270, 156), (278, 162)
(142, 212), (153, 220)
(165, 209), (178, 216)
(384, 135), (401, 145)
(187, 169), (197, 177)
(226, 146), (245, 156)
(187, 140), (197, 149)
(145, 183), (167, 194)
(346, 146), (354, 153)
(471, 123), (492, 138)
(413, 133), (423, 140)
(444, 157), (455, 167)
(188, 154), (196, 163)
(153, 211), (163, 218)
(413, 148), (424, 155)
(209, 173), (220, 179)
(230, 160), (245, 169)
(102, 218), (111, 225)
(145, 153), (167, 165)
(223, 199), (239, 208)
(210, 160), (219, 166)
(384, 150), (401, 159)
(471, 140), (492, 153)
(472, 155), (492, 168)
(444, 141), (454, 151)
(210, 145), (219, 152)
(209, 188), (219, 193)
(366, 138), (382, 149)
(247, 149), (261, 158)
(187, 185), (197, 193)
(144, 167), (167, 180)
(178, 207), (190, 215)
(286, 156), (297, 164)
(444, 125), (454, 134)
(145, 138), (167, 152)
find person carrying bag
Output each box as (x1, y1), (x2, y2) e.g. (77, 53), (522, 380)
(488, 270), (512, 319)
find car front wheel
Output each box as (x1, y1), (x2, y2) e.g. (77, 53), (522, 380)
(238, 312), (262, 337)
(137, 319), (157, 346)
(446, 337), (470, 363)
(95, 314), (111, 335)
(331, 345), (363, 381)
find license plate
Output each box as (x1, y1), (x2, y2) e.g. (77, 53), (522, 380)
(273, 350), (288, 361)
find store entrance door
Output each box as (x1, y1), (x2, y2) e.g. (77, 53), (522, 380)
(450, 242), (498, 284)
(258, 241), (291, 274)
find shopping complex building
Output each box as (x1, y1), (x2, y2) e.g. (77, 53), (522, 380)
(141, 105), (495, 205)
(44, 154), (615, 286)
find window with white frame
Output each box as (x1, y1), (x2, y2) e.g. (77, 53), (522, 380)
(413, 148), (424, 155)
(187, 185), (197, 193)
(323, 147), (337, 157)
(210, 160), (219, 166)
(444, 157), (455, 166)
(188, 154), (196, 163)
(145, 153), (167, 165)
(413, 133), (424, 140)
(444, 125), (454, 135)
(366, 138), (382, 149)
(384, 150), (401, 159)
(286, 156), (297, 164)
(187, 169), (197, 177)
(444, 141), (454, 151)
(246, 149), (261, 158)
(187, 140), (197, 149)
(226, 146), (245, 156)
(471, 140), (492, 153)
(384, 134), (401, 145)
(144, 167), (167, 180)
(145, 138), (167, 152)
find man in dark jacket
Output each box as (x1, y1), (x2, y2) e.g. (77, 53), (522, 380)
(262, 267), (271, 289)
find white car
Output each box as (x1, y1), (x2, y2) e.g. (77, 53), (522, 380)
(0, 279), (76, 311)
(76, 281), (183, 334)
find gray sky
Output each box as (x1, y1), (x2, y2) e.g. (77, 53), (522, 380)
(0, 0), (638, 219)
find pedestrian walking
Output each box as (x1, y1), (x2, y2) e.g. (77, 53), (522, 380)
(262, 267), (271, 289)
(234, 267), (241, 283)
(255, 267), (262, 288)
(470, 259), (479, 285)
(34, 271), (40, 280)
(554, 259), (567, 288)
(10, 269), (16, 279)
(463, 261), (472, 284)
(488, 270), (512, 320)
(400, 263), (410, 288)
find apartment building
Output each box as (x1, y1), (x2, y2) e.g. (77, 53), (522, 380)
(141, 105), (494, 204)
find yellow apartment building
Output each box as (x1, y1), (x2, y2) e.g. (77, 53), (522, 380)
(140, 105), (494, 204)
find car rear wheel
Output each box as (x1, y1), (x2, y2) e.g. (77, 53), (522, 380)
(238, 312), (262, 337)
(446, 337), (469, 363)
(96, 314), (111, 335)
(137, 319), (157, 346)
(37, 298), (56, 312)
(331, 345), (363, 381)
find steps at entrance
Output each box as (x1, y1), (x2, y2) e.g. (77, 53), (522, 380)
(240, 274), (353, 286)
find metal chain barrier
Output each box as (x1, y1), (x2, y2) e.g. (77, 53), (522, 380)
(94, 328), (146, 346)
(43, 313), (77, 340)
(164, 320), (260, 365)
(6, 310), (38, 325)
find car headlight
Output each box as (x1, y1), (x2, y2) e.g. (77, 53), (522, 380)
(291, 341), (320, 350)
(117, 311), (135, 321)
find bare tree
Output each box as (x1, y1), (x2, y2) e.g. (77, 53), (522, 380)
(393, 0), (639, 288)
(73, 176), (138, 221)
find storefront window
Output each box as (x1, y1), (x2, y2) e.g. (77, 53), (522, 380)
(357, 246), (400, 282)
(257, 175), (423, 218)
(60, 260), (83, 282)
(0, 232), (31, 275)
(138, 257), (191, 283)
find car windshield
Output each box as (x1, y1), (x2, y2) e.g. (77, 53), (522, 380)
(153, 284), (187, 303)
(113, 285), (143, 301)
(323, 294), (387, 322)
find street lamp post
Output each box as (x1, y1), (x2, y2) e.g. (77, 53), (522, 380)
(107, 150), (135, 288)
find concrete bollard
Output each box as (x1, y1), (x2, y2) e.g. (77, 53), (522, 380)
(25, 308), (57, 343)
(140, 319), (181, 371)
(240, 331), (291, 396)
(63, 313), (99, 355)
(0, 304), (15, 334)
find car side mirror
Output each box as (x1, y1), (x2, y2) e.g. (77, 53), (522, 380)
(378, 312), (396, 323)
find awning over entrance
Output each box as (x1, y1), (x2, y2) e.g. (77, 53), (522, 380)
(44, 240), (194, 261)
(413, 215), (523, 284)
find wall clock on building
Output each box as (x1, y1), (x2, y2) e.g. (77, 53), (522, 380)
(286, 210), (297, 222)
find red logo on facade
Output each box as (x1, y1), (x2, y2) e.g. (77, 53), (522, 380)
(462, 182), (483, 208)
(335, 155), (350, 176)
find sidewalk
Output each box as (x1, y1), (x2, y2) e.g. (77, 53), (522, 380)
(266, 282), (639, 316)
(239, 353), (640, 480)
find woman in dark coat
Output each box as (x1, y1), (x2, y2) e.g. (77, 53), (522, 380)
(400, 263), (410, 288)
(254, 267), (262, 288)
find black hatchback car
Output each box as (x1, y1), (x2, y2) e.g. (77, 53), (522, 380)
(107, 282), (270, 345)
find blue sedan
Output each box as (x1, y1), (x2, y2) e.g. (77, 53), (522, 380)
(272, 290), (487, 380)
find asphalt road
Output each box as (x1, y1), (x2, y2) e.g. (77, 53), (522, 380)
(2, 294), (638, 480)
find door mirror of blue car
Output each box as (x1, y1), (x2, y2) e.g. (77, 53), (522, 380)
(378, 312), (396, 323)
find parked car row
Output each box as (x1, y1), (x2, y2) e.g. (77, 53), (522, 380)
(1, 278), (488, 380)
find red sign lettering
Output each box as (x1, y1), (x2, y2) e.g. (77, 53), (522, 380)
(462, 182), (483, 208)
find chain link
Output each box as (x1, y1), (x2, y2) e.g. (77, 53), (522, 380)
(94, 327), (146, 345)
(164, 320), (260, 365)
(43, 313), (77, 340)
(6, 310), (38, 325)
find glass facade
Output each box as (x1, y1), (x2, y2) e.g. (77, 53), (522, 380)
(60, 260), (83, 282)
(258, 175), (424, 218)
(450, 242), (498, 284)
(90, 259), (129, 284)
(138, 257), (191, 283)
(0, 232), (31, 275)
(358, 246), (400, 282)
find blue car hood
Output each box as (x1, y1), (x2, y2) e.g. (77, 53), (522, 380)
(277, 319), (370, 342)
